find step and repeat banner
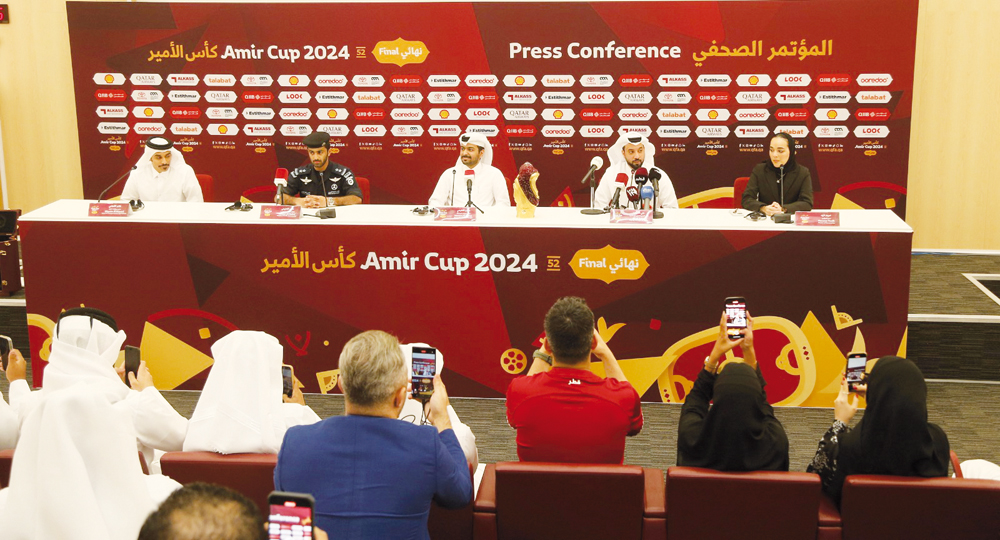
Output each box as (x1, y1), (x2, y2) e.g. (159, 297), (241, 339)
(68, 0), (918, 212)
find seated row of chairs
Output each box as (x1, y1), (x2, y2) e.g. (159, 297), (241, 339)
(3, 449), (995, 539)
(132, 174), (373, 204)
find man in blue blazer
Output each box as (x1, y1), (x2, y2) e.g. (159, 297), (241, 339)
(274, 330), (472, 539)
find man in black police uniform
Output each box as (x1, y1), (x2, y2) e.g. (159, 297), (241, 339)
(277, 131), (362, 208)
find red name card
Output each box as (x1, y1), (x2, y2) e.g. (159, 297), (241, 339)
(433, 207), (477, 221)
(260, 205), (302, 220)
(87, 202), (132, 217)
(796, 211), (840, 226)
(610, 209), (653, 224)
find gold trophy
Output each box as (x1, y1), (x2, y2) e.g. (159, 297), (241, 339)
(513, 162), (540, 219)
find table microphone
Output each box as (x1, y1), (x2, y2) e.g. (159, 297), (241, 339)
(640, 185), (654, 210)
(610, 173), (628, 209)
(273, 168), (289, 205)
(97, 165), (137, 202)
(626, 185), (640, 209)
(464, 169), (475, 207)
(634, 167), (648, 188)
(647, 168), (664, 219)
(580, 156), (604, 184)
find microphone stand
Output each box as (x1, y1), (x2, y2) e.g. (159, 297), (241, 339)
(580, 169), (606, 215)
(779, 165), (785, 211)
(464, 179), (484, 214)
(650, 177), (664, 219)
(98, 165), (138, 202)
(449, 169), (456, 206)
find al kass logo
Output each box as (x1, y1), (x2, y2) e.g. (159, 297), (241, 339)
(503, 92), (537, 104)
(734, 125), (770, 138)
(657, 74), (692, 87)
(242, 124), (276, 136)
(775, 91), (811, 104)
(96, 106), (128, 118)
(618, 125), (652, 137)
(373, 38), (429, 67)
(167, 74), (199, 86)
(570, 246), (649, 284)
(429, 125), (462, 137)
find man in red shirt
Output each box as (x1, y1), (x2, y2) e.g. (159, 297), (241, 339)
(506, 297), (643, 463)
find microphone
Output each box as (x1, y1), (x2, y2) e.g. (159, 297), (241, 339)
(610, 173), (628, 209)
(98, 165), (138, 202)
(625, 186), (640, 209)
(779, 165), (785, 210)
(273, 167), (289, 205)
(464, 169), (475, 207)
(647, 168), (664, 219)
(449, 169), (456, 206)
(640, 185), (654, 210)
(634, 167), (648, 188)
(580, 156), (604, 184)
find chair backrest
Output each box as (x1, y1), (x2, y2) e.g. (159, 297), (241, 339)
(196, 174), (215, 202)
(841, 474), (1000, 540)
(355, 176), (370, 203)
(494, 461), (645, 540)
(667, 467), (821, 540)
(159, 451), (277, 512)
(0, 448), (13, 488)
(733, 176), (750, 208)
(950, 449), (963, 478)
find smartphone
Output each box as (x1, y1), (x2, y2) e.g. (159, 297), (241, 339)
(282, 364), (294, 398)
(411, 346), (437, 400)
(846, 353), (867, 392)
(124, 345), (141, 388)
(267, 491), (314, 540)
(0, 335), (12, 372)
(724, 297), (748, 340)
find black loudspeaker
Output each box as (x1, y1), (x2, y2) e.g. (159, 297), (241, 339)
(772, 212), (794, 224)
(0, 210), (18, 238)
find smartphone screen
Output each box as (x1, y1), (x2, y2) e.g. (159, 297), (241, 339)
(268, 491), (314, 540)
(411, 346), (437, 399)
(0, 335), (11, 372)
(725, 297), (747, 340)
(282, 365), (294, 398)
(846, 353), (867, 392)
(124, 345), (141, 388)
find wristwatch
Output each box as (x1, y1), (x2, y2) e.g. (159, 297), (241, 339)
(533, 349), (553, 365)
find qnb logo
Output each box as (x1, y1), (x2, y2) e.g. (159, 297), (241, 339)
(856, 74), (893, 87)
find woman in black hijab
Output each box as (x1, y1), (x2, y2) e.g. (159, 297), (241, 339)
(807, 356), (950, 505)
(742, 132), (813, 216)
(677, 313), (790, 471)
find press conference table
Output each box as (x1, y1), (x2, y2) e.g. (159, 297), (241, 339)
(20, 201), (911, 404)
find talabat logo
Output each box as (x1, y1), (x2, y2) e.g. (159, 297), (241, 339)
(570, 246), (649, 284)
(657, 108), (691, 121)
(373, 38), (429, 67)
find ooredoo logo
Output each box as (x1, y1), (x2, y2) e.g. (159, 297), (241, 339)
(317, 125), (350, 137)
(776, 74), (812, 87)
(134, 123), (166, 135)
(541, 108), (575, 121)
(167, 74), (199, 86)
(541, 125), (575, 137)
(278, 75), (312, 87)
(735, 91), (770, 104)
(278, 108), (311, 120)
(541, 92), (575, 104)
(657, 74), (692, 87)
(503, 92), (537, 104)
(618, 92), (653, 104)
(205, 91), (237, 103)
(734, 109), (770, 121)
(503, 108), (536, 121)
(696, 74), (732, 87)
(464, 74), (498, 87)
(736, 74), (772, 87)
(206, 107), (238, 120)
(97, 122), (129, 134)
(503, 74), (537, 87)
(352, 74), (385, 88)
(427, 75), (461, 87)
(775, 92), (811, 104)
(775, 125), (809, 138)
(390, 108), (424, 120)
(429, 125), (462, 137)
(853, 125), (890, 138)
(242, 124), (276, 136)
(467, 108), (500, 121)
(93, 73), (125, 85)
(429, 108), (461, 120)
(428, 92), (461, 104)
(351, 92), (384, 104)
(242, 107), (275, 120)
(131, 90), (164, 103)
(657, 125), (691, 138)
(132, 106), (165, 119)
(240, 74), (274, 87)
(580, 92), (614, 104)
(815, 92), (851, 104)
(657, 92), (692, 104)
(170, 123), (202, 135)
(581, 125), (613, 138)
(542, 75), (575, 87)
(390, 92), (423, 104)
(168, 91), (201, 103)
(241, 91), (274, 104)
(815, 108), (850, 121)
(315, 92), (349, 104)
(695, 109), (731, 122)
(656, 109), (691, 121)
(695, 125), (730, 138)
(130, 73), (163, 86)
(734, 126), (770, 138)
(580, 74), (614, 87)
(855, 91), (891, 104)
(317, 108), (350, 120)
(618, 109), (653, 122)
(204, 74), (237, 87)
(207, 124), (238, 136)
(96, 106), (128, 118)
(315, 75), (348, 87)
(856, 74), (893, 87)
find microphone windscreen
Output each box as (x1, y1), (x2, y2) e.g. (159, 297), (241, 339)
(274, 167), (288, 180)
(641, 185), (654, 199)
(615, 173), (629, 185)
(635, 167), (648, 178)
(590, 156), (604, 169)
(626, 186), (640, 202)
(648, 168), (662, 182)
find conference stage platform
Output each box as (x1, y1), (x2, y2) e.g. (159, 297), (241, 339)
(20, 201), (910, 406)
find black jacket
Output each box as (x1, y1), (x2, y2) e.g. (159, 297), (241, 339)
(742, 162), (813, 213)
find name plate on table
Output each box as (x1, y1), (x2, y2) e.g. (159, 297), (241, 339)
(434, 207), (477, 221)
(260, 205), (302, 220)
(610, 209), (653, 224)
(796, 211), (840, 226)
(87, 202), (132, 217)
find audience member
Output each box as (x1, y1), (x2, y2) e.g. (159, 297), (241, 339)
(676, 313), (789, 471)
(506, 296), (642, 464)
(184, 330), (320, 454)
(0, 348), (26, 449)
(274, 330), (472, 538)
(0, 383), (180, 539)
(138, 482), (266, 540)
(808, 356), (950, 505)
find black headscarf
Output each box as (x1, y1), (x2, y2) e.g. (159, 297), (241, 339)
(763, 132), (798, 174)
(677, 363), (789, 471)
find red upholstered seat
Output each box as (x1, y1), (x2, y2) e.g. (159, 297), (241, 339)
(733, 176), (750, 208)
(840, 474), (1000, 540)
(355, 176), (370, 203)
(473, 461), (665, 540)
(196, 174), (215, 202)
(159, 451), (277, 512)
(666, 466), (839, 540)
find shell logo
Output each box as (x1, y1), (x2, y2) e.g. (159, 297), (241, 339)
(514, 76), (526, 85)
(708, 110), (719, 120)
(218, 126), (229, 135)
(748, 75), (759, 85)
(553, 110), (564, 119)
(143, 108), (154, 117)
(327, 110), (338, 119)
(104, 74), (115, 84)
(827, 110), (838, 119)
(552, 149), (564, 155)
(255, 147), (266, 154)
(439, 110), (450, 119)
(706, 149), (719, 156)
(290, 76), (300, 86)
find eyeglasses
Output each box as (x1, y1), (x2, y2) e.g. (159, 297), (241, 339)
(225, 201), (254, 212)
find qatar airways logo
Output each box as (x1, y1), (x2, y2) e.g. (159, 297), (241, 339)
(315, 92), (349, 104)
(428, 92), (461, 104)
(170, 123), (203, 136)
(392, 125), (424, 137)
(167, 74), (199, 86)
(96, 106), (128, 118)
(503, 74), (537, 87)
(580, 74), (614, 87)
(695, 125), (730, 138)
(204, 74), (237, 87)
(581, 125), (613, 138)
(775, 125), (809, 138)
(813, 125), (850, 139)
(242, 124), (276, 137)
(541, 125), (575, 137)
(735, 91), (770, 104)
(541, 108), (575, 121)
(503, 108), (537, 121)
(657, 109), (691, 121)
(390, 108), (424, 120)
(206, 107), (238, 120)
(316, 108), (349, 120)
(541, 92), (575, 104)
(618, 109), (653, 121)
(816, 92), (851, 104)
(315, 75), (348, 87)
(131, 90), (164, 103)
(542, 75), (575, 87)
(776, 74), (811, 87)
(503, 92), (537, 104)
(281, 124), (313, 137)
(734, 109), (770, 121)
(278, 108), (311, 120)
(132, 106), (165, 119)
(242, 107), (276, 120)
(657, 74), (692, 87)
(317, 125), (350, 137)
(352, 75), (385, 88)
(580, 92), (614, 104)
(657, 125), (691, 138)
(134, 123), (167, 135)
(856, 91), (892, 104)
(815, 108), (850, 121)
(775, 92), (811, 104)
(618, 125), (652, 137)
(168, 91), (200, 103)
(351, 92), (384, 104)
(97, 122), (129, 134)
(696, 74), (731, 87)
(240, 74), (274, 87)
(390, 92), (423, 104)
(130, 73), (163, 86)
(464, 75), (499, 87)
(466, 108), (500, 121)
(427, 75), (461, 87)
(695, 109), (731, 122)
(619, 92), (653, 104)
(657, 92), (691, 104)
(734, 125), (769, 138)
(205, 91), (237, 103)
(856, 74), (893, 87)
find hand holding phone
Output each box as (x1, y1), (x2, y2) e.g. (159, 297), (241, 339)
(0, 335), (12, 372)
(724, 297), (747, 340)
(124, 346), (141, 388)
(846, 353), (867, 393)
(282, 364), (295, 399)
(411, 346), (437, 400)
(268, 491), (314, 540)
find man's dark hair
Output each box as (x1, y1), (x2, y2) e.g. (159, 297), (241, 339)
(544, 297), (595, 363)
(138, 482), (265, 540)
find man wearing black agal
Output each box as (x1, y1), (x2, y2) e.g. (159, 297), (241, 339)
(278, 131), (362, 208)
